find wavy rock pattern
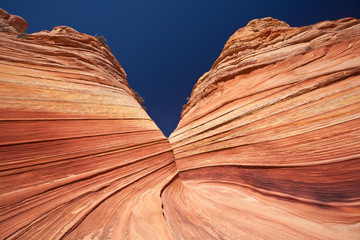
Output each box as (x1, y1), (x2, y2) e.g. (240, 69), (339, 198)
(1, 7), (360, 239)
(168, 17), (360, 239)
(0, 9), (176, 240)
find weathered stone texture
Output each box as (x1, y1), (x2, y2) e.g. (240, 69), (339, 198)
(168, 17), (360, 239)
(0, 9), (177, 239)
(1, 8), (359, 239)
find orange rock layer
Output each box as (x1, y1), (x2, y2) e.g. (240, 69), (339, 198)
(0, 9), (177, 239)
(1, 8), (359, 239)
(168, 17), (360, 239)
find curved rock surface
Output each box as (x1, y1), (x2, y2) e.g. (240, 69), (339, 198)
(0, 9), (27, 34)
(0, 9), (177, 239)
(168, 17), (360, 239)
(1, 8), (360, 239)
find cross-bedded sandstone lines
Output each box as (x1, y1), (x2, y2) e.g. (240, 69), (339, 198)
(0, 9), (177, 239)
(169, 17), (360, 239)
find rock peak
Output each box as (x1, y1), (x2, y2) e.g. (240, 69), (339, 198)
(50, 26), (80, 35)
(246, 17), (290, 29)
(0, 8), (28, 33)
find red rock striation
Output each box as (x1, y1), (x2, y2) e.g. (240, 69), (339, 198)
(168, 17), (360, 239)
(0, 9), (177, 239)
(1, 7), (360, 239)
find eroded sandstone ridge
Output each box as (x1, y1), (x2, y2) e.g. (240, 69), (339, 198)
(0, 9), (177, 239)
(168, 17), (360, 239)
(1, 7), (360, 239)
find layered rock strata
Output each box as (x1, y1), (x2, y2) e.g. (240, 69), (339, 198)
(1, 7), (360, 239)
(0, 9), (177, 239)
(168, 17), (360, 239)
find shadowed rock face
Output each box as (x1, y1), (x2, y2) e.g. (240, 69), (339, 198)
(1, 8), (359, 239)
(168, 17), (360, 239)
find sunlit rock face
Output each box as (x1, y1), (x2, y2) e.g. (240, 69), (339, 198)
(1, 7), (360, 239)
(168, 17), (360, 239)
(0, 8), (28, 34)
(0, 8), (177, 240)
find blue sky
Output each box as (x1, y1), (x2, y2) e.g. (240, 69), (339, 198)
(2, 0), (360, 136)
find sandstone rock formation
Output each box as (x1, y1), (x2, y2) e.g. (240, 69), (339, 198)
(0, 9), (28, 34)
(1, 7), (359, 239)
(168, 17), (360, 239)
(0, 9), (177, 239)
